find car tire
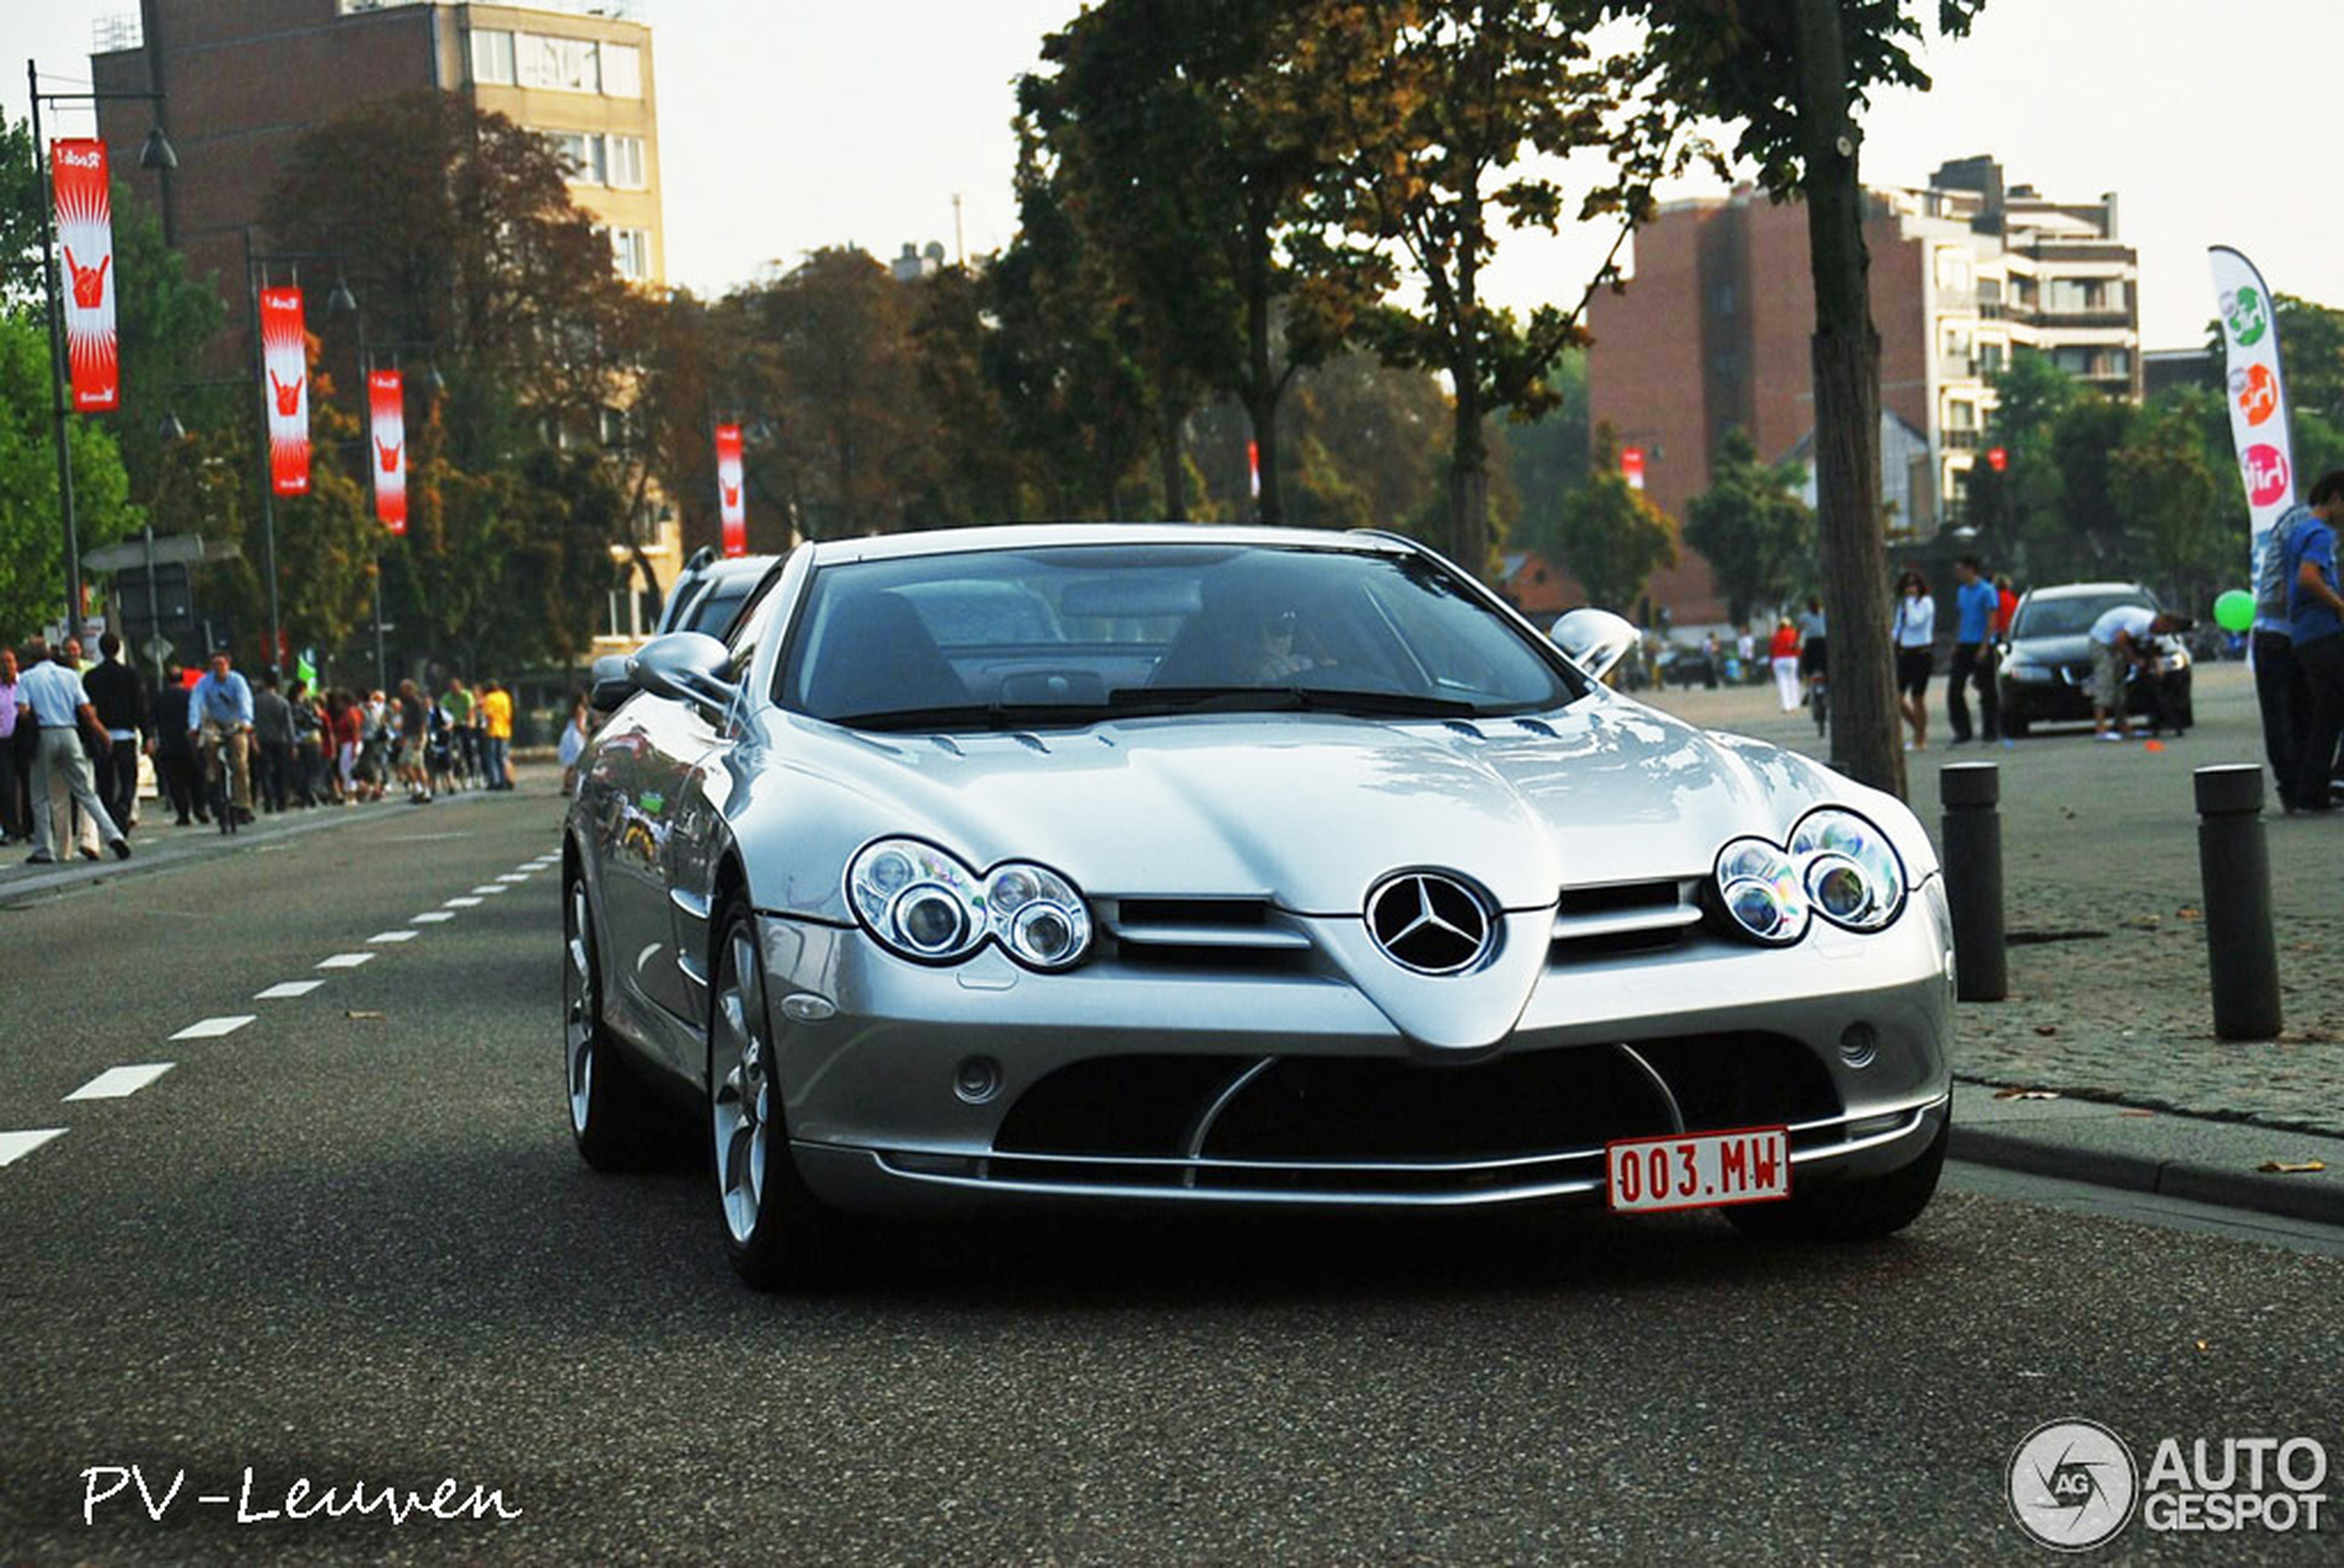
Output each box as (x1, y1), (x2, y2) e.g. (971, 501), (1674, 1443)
(566, 868), (651, 1171)
(709, 900), (844, 1289)
(1723, 1114), (1947, 1242)
(2002, 701), (2029, 738)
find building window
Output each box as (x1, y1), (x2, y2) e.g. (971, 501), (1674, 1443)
(600, 42), (643, 99)
(608, 227), (651, 281)
(1710, 282), (1735, 317)
(470, 28), (515, 86)
(517, 32), (599, 93)
(546, 129), (597, 183)
(607, 135), (646, 189)
(1979, 341), (2006, 375)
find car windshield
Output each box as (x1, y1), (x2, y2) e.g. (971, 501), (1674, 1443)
(2012, 591), (2154, 640)
(685, 580), (758, 640)
(778, 543), (1583, 729)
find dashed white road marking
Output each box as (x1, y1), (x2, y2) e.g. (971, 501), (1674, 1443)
(444, 897), (483, 908)
(66, 1063), (175, 1101)
(496, 873), (531, 883)
(412, 912), (455, 924)
(256, 980), (323, 999)
(369, 929), (418, 944)
(170, 1015), (255, 1040)
(471, 885), (507, 895)
(317, 952), (376, 970)
(0, 1129), (66, 1167)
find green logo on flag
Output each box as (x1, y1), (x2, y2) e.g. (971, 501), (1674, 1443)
(2223, 287), (2268, 347)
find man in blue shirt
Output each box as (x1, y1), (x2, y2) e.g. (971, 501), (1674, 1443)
(13, 644), (128, 864)
(1945, 555), (2001, 744)
(2281, 472), (2344, 812)
(186, 648), (256, 824)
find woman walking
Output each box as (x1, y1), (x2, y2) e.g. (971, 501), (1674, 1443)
(1892, 570), (1936, 751)
(1768, 615), (1803, 712)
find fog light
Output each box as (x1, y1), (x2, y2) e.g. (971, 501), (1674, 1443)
(953, 1056), (1002, 1104)
(1838, 1022), (1879, 1068)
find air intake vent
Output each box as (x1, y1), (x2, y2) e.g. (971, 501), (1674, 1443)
(1550, 878), (1703, 958)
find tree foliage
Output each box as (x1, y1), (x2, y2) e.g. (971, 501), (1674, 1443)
(0, 311), (135, 636)
(1556, 424), (1678, 610)
(1683, 427), (1813, 624)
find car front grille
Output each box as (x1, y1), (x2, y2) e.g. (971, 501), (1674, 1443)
(1095, 896), (1317, 973)
(964, 1034), (1847, 1201)
(1549, 878), (1704, 961)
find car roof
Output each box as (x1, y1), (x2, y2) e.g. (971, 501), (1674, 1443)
(2021, 581), (2149, 601)
(802, 522), (1424, 567)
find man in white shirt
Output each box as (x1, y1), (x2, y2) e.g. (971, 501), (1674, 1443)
(14, 647), (128, 864)
(2088, 604), (2191, 743)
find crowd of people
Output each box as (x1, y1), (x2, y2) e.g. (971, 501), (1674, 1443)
(1, 636), (539, 863)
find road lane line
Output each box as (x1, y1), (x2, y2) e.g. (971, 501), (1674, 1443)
(444, 896), (483, 907)
(170, 1015), (255, 1040)
(0, 1129), (66, 1167)
(496, 873), (531, 882)
(66, 1064), (175, 1101)
(255, 981), (323, 999)
(471, 885), (507, 895)
(317, 953), (376, 970)
(413, 912), (455, 924)
(369, 930), (418, 943)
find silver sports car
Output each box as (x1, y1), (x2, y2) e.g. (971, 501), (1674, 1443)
(565, 525), (1953, 1287)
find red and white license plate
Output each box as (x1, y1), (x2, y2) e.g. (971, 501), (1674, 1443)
(1605, 1127), (1790, 1213)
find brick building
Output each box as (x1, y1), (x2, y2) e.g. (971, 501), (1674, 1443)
(1585, 158), (2140, 626)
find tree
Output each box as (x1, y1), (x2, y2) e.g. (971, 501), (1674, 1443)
(2048, 390), (2134, 569)
(0, 312), (136, 635)
(1683, 427), (1814, 624)
(1555, 424), (1678, 610)
(2111, 389), (2226, 608)
(1303, 0), (1704, 579)
(1, 110), (47, 312)
(1620, 0), (1986, 798)
(1499, 349), (1590, 559)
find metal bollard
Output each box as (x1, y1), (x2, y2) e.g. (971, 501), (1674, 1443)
(2195, 764), (2281, 1041)
(1939, 762), (2006, 1000)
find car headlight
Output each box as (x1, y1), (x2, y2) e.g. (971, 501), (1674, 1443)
(847, 837), (1092, 970)
(1713, 808), (1907, 944)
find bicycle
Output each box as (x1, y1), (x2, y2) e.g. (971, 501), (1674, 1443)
(204, 727), (242, 836)
(1806, 671), (1828, 737)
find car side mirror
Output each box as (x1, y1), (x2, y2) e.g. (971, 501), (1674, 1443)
(628, 631), (736, 722)
(589, 654), (632, 713)
(1551, 607), (1640, 685)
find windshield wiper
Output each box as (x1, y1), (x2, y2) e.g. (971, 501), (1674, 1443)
(827, 702), (1110, 733)
(1107, 685), (1489, 720)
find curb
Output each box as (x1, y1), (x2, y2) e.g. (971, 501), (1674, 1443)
(1951, 1125), (2344, 1228)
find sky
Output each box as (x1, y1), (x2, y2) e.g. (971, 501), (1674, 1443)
(11, 0), (2338, 350)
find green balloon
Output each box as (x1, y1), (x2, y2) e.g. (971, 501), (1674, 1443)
(2214, 589), (2255, 633)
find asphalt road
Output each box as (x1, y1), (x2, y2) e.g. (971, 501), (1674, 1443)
(0, 785), (2338, 1563)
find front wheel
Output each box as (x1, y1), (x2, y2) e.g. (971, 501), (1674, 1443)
(566, 869), (651, 1169)
(1723, 1116), (1946, 1242)
(710, 903), (844, 1289)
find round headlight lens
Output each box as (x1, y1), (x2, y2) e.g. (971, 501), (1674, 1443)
(987, 861), (1091, 970)
(1806, 853), (1872, 924)
(1714, 838), (1808, 944)
(847, 840), (1089, 968)
(1788, 808), (1906, 930)
(892, 883), (971, 955)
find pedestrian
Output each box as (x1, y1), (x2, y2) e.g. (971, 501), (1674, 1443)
(1797, 594), (1828, 709)
(396, 678), (432, 804)
(1733, 624), (1756, 686)
(14, 643), (129, 864)
(80, 633), (147, 832)
(149, 669), (202, 824)
(1768, 614), (1801, 711)
(1945, 555), (2001, 745)
(481, 678), (514, 790)
(557, 688), (592, 795)
(2088, 604), (2194, 743)
(329, 689), (362, 803)
(0, 646), (23, 844)
(1891, 569), (1936, 751)
(442, 675), (478, 789)
(252, 669), (295, 814)
(1993, 572), (2019, 637)
(187, 648), (257, 824)
(2249, 498), (2319, 809)
(286, 677), (324, 807)
(2280, 472), (2344, 810)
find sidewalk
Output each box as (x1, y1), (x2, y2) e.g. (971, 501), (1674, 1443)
(1641, 661), (2344, 1226)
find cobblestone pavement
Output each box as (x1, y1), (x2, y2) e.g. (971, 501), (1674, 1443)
(1640, 659), (2344, 1137)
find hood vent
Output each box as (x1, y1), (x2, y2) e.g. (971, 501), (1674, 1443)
(1098, 897), (1314, 972)
(1550, 878), (1703, 959)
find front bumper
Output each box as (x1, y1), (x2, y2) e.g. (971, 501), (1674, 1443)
(757, 880), (1955, 1215)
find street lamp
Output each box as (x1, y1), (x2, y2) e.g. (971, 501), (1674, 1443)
(27, 59), (176, 642)
(244, 233), (359, 676)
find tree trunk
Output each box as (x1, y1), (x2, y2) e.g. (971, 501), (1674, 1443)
(1795, 0), (1903, 798)
(1243, 206), (1283, 524)
(1450, 373), (1490, 577)
(1158, 399), (1189, 522)
(1243, 387), (1281, 528)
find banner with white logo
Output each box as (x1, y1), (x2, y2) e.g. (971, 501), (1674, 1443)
(369, 369), (406, 534)
(51, 138), (118, 413)
(2209, 246), (2294, 563)
(714, 423), (746, 557)
(259, 286), (309, 497)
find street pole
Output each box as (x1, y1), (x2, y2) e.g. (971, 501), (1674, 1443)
(29, 61), (85, 643)
(142, 522), (164, 686)
(373, 557), (387, 694)
(245, 229), (283, 678)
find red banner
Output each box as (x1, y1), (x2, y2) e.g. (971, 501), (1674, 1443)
(51, 138), (118, 413)
(368, 369), (406, 534)
(1620, 446), (1646, 491)
(259, 286), (309, 496)
(715, 424), (746, 557)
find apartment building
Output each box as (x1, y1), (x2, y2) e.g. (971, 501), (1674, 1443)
(1586, 157), (2140, 623)
(90, 0), (678, 642)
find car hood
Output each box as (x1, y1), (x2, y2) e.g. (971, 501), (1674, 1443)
(2008, 633), (2093, 664)
(736, 691), (1919, 921)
